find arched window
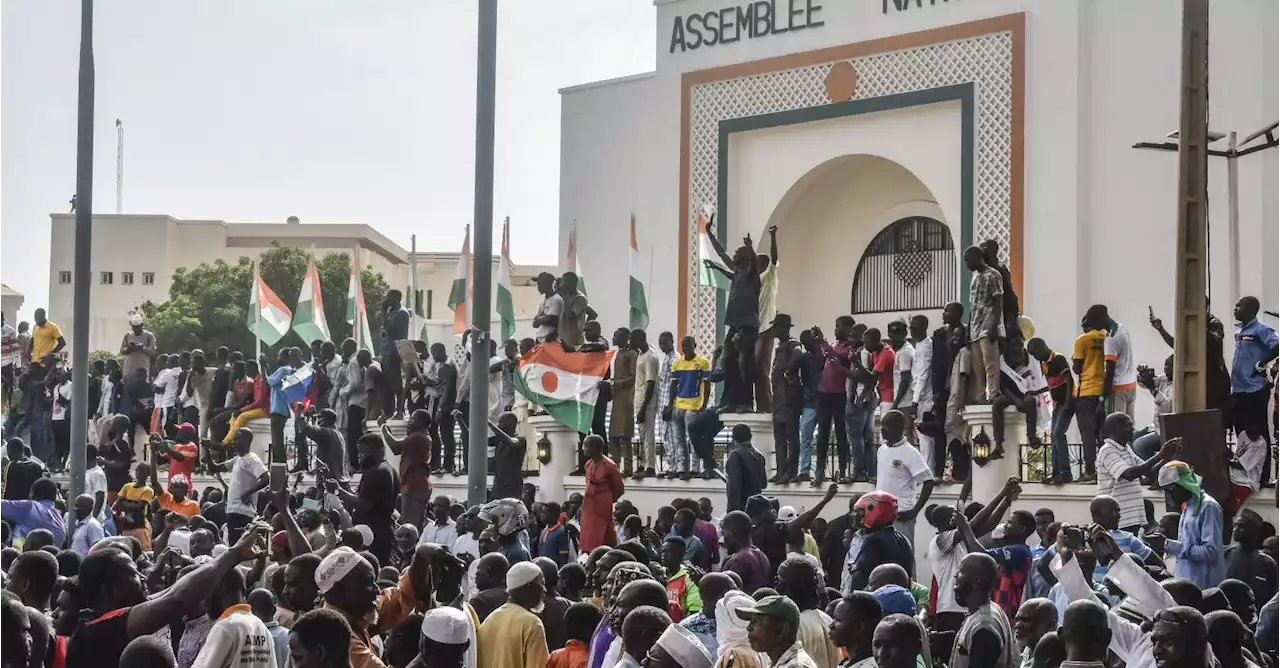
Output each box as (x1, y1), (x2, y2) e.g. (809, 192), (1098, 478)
(851, 216), (956, 314)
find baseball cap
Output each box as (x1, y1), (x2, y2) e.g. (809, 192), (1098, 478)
(733, 594), (800, 627)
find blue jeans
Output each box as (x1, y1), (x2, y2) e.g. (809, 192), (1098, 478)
(798, 406), (817, 475)
(846, 402), (876, 478)
(1132, 427), (1161, 460)
(1051, 402), (1072, 478)
(28, 401), (53, 463)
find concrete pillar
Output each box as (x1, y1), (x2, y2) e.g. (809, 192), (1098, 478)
(721, 412), (775, 475)
(962, 405), (1024, 505)
(530, 414), (575, 502)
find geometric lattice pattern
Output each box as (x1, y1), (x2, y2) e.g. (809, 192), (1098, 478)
(686, 31), (1014, 345)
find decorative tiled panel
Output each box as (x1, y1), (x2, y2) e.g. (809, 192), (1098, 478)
(687, 32), (1014, 346)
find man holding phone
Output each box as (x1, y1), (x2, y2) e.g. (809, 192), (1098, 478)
(209, 427), (269, 543)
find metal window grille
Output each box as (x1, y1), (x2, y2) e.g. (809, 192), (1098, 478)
(142, 272), (155, 285)
(121, 272), (134, 285)
(851, 216), (957, 314)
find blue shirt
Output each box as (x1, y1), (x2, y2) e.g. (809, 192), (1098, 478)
(1098, 529), (1154, 582)
(381, 307), (411, 357)
(537, 524), (571, 565)
(1, 499), (66, 546)
(1166, 493), (1225, 589)
(501, 537), (531, 564)
(1025, 545), (1052, 599)
(70, 516), (105, 556)
(266, 365), (294, 416)
(667, 528), (706, 565)
(1233, 319), (1279, 393)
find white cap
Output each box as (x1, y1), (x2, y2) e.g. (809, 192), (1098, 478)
(315, 547), (363, 594)
(506, 561), (543, 590)
(655, 623), (713, 668)
(421, 606), (471, 645)
(353, 524), (374, 548)
(129, 313), (143, 327)
(778, 505), (798, 521)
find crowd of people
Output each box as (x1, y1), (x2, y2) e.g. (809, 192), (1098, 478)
(0, 228), (1276, 668)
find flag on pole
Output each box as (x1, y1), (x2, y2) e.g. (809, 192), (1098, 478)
(280, 364), (315, 406)
(346, 257), (373, 350)
(497, 218), (516, 343)
(247, 261), (292, 346)
(629, 213), (649, 331)
(449, 225), (470, 335)
(514, 344), (615, 433)
(414, 290), (429, 343)
(566, 221), (586, 299)
(292, 257), (331, 344)
(698, 206), (731, 291)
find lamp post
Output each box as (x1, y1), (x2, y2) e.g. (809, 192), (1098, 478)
(1132, 121), (1279, 311)
(69, 0), (96, 498)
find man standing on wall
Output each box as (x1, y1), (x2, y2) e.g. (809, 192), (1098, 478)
(704, 229), (764, 412)
(754, 226), (780, 413)
(655, 332), (678, 478)
(769, 314), (803, 484)
(1086, 305), (1137, 419)
(380, 289), (412, 420)
(963, 246), (1003, 405)
(632, 330), (660, 480)
(1072, 316), (1108, 483)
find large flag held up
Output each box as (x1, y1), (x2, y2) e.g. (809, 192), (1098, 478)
(248, 261), (292, 347)
(449, 225), (471, 335)
(346, 257), (374, 350)
(514, 344), (615, 434)
(629, 213), (649, 331)
(292, 257), (331, 344)
(697, 206), (730, 291)
(497, 217), (516, 343)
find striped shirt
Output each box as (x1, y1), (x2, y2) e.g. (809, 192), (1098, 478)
(656, 351), (676, 417)
(951, 601), (1016, 668)
(1096, 439), (1147, 529)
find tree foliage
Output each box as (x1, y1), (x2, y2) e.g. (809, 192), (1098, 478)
(141, 245), (390, 354)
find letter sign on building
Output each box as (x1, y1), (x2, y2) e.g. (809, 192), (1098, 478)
(669, 0), (824, 53)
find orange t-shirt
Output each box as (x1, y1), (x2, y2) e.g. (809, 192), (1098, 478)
(157, 490), (200, 517)
(166, 442), (199, 482)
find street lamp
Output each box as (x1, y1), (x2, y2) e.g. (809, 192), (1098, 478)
(1133, 121), (1279, 310)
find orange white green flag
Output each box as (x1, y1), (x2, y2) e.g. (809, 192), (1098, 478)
(514, 344), (615, 434)
(248, 260), (292, 347)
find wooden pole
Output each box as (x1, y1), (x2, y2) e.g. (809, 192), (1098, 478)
(1172, 0), (1209, 413)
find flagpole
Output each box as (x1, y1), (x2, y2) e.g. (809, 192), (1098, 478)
(468, 0), (498, 506)
(255, 261), (263, 359)
(410, 235), (420, 338)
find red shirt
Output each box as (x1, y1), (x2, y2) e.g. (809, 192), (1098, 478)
(871, 346), (897, 403)
(246, 374), (269, 412)
(167, 442), (198, 482)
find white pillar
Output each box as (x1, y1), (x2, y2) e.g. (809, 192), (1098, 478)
(530, 414), (576, 502)
(961, 405), (1024, 505)
(721, 412), (775, 475)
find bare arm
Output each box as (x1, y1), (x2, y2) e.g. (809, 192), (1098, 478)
(487, 420), (516, 447)
(787, 484), (839, 533)
(704, 227), (735, 268)
(127, 529), (265, 638)
(379, 424), (406, 456)
(273, 489), (314, 557)
(768, 226), (778, 266)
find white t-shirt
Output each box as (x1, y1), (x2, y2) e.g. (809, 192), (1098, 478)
(97, 378), (114, 417)
(1104, 323), (1137, 390)
(51, 382), (72, 421)
(85, 466), (109, 523)
(892, 341), (914, 404)
(928, 529), (968, 614)
(536, 294), (564, 341)
(226, 453), (268, 518)
(758, 262), (779, 325)
(421, 519), (459, 548)
(154, 367), (182, 408)
(876, 439), (931, 511)
(453, 533), (481, 561)
(192, 608), (277, 668)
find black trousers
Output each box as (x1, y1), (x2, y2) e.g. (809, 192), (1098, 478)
(436, 408), (457, 472)
(814, 392), (849, 477)
(1074, 395), (1101, 474)
(384, 353), (404, 416)
(773, 415), (799, 476)
(270, 413), (289, 464)
(53, 420), (71, 468)
(226, 512), (252, 545)
(346, 404), (366, 470)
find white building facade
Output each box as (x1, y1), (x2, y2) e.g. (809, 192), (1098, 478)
(560, 0), (1278, 426)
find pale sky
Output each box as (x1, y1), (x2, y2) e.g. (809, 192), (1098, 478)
(1, 0), (656, 319)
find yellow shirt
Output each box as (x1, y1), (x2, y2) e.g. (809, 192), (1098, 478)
(1072, 329), (1107, 397)
(477, 603), (549, 668)
(31, 321), (63, 364)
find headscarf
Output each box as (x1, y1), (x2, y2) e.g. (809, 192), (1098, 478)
(854, 491), (899, 530)
(479, 498), (529, 538)
(656, 623), (714, 668)
(715, 591), (758, 656)
(603, 562), (652, 607)
(1158, 460), (1205, 512)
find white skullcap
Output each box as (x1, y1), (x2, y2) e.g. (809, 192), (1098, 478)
(353, 524), (374, 548)
(421, 606), (471, 645)
(506, 561), (543, 590)
(315, 546), (363, 594)
(129, 313), (143, 326)
(211, 544), (229, 558)
(656, 624), (713, 668)
(777, 505), (798, 521)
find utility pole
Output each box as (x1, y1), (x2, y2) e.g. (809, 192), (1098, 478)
(467, 0), (498, 507)
(115, 118), (123, 214)
(69, 0), (96, 498)
(1171, 0), (1209, 413)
